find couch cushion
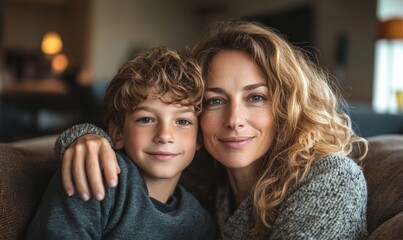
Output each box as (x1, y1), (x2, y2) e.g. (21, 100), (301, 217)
(0, 144), (59, 240)
(368, 211), (403, 240)
(362, 134), (403, 234)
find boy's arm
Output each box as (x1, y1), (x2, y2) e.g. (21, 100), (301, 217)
(25, 168), (108, 239)
(54, 123), (119, 201)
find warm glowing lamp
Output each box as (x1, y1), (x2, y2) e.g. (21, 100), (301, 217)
(41, 32), (63, 55)
(51, 53), (69, 73)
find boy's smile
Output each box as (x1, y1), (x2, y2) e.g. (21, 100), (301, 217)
(145, 151), (181, 161)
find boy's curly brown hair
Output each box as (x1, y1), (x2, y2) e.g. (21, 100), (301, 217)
(104, 46), (204, 130)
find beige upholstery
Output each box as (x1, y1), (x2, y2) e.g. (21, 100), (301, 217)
(0, 134), (402, 239)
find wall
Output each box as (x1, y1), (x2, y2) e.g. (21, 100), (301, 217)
(315, 0), (377, 102)
(89, 0), (201, 82)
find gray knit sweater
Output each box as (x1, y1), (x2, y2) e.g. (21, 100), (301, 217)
(215, 155), (368, 239)
(55, 124), (368, 239)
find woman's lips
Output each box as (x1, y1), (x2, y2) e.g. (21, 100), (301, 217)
(219, 137), (254, 149)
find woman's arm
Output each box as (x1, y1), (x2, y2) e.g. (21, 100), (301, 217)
(55, 123), (119, 201)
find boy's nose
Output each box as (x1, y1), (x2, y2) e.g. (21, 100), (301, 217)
(154, 123), (175, 143)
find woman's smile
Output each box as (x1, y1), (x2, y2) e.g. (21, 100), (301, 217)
(219, 136), (255, 149)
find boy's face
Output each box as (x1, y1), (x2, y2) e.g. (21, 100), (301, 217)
(112, 92), (200, 183)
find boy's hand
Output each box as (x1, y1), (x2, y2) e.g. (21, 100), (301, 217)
(62, 134), (120, 201)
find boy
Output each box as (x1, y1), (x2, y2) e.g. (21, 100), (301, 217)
(26, 46), (215, 239)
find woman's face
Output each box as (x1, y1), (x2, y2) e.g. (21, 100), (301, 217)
(201, 50), (275, 172)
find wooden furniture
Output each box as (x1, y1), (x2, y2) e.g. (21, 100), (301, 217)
(0, 79), (82, 141)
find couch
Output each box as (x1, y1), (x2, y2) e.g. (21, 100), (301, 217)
(0, 134), (402, 239)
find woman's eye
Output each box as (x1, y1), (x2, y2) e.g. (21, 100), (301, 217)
(249, 95), (265, 102)
(205, 98), (224, 106)
(137, 117), (154, 124)
(176, 119), (192, 125)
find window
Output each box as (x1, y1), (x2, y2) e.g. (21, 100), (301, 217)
(373, 0), (403, 113)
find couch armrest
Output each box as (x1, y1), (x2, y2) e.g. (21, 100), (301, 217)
(363, 134), (403, 238)
(369, 212), (403, 240)
(0, 135), (59, 239)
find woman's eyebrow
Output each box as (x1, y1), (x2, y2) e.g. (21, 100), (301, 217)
(206, 83), (268, 93)
(243, 83), (268, 91)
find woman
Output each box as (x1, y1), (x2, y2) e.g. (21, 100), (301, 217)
(56, 20), (368, 239)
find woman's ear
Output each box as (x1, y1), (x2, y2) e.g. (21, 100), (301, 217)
(196, 131), (203, 151)
(109, 122), (125, 150)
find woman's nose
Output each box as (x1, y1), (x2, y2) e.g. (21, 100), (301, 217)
(225, 101), (245, 129)
(154, 123), (175, 143)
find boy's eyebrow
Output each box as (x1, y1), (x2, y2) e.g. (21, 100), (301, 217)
(206, 83), (268, 93)
(174, 108), (197, 114)
(134, 106), (196, 114)
(205, 87), (225, 94)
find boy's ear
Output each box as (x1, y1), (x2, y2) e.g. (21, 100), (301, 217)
(109, 122), (125, 150)
(196, 132), (203, 151)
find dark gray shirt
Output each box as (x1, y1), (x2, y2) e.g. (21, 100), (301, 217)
(26, 151), (215, 240)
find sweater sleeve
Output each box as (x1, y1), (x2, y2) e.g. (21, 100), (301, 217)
(54, 123), (113, 160)
(270, 155), (368, 240)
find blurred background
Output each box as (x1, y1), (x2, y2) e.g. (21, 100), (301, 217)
(1, 0), (403, 142)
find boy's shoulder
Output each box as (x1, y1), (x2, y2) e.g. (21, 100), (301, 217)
(175, 184), (216, 238)
(176, 184), (213, 218)
(105, 151), (146, 198)
(114, 151), (144, 185)
(115, 151), (139, 172)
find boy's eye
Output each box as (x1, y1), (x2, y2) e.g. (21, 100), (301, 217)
(137, 117), (154, 124)
(176, 119), (192, 125)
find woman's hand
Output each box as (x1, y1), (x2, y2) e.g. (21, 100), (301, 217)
(62, 134), (120, 201)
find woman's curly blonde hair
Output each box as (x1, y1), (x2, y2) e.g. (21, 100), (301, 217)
(192, 20), (368, 238)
